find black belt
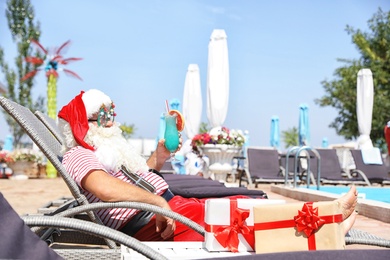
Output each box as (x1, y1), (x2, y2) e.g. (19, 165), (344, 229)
(119, 188), (174, 236)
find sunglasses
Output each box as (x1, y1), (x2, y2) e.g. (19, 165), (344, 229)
(89, 103), (116, 127)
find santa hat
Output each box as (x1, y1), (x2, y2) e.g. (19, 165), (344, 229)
(58, 89), (113, 150)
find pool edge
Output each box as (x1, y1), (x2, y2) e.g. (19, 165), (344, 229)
(271, 185), (390, 224)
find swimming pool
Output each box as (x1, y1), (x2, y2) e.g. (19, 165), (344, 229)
(304, 186), (390, 204)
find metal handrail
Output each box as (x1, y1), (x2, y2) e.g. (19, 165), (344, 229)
(284, 146), (300, 186)
(285, 146), (321, 190)
(294, 146), (321, 189)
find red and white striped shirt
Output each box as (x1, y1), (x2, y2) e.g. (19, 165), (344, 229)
(62, 146), (169, 229)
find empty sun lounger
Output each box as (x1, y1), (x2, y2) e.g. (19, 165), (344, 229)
(240, 147), (295, 187)
(303, 149), (371, 186)
(350, 149), (390, 185)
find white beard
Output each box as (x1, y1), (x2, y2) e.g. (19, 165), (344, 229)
(85, 123), (149, 174)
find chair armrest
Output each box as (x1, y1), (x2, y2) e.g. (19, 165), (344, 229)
(350, 169), (371, 186)
(22, 216), (168, 260)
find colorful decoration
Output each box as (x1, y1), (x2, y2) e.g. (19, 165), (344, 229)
(22, 40), (82, 178)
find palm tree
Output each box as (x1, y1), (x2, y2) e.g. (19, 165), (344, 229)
(282, 127), (299, 148)
(22, 40), (82, 178)
(22, 40), (82, 119)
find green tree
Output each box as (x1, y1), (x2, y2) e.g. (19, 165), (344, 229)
(0, 0), (45, 148)
(282, 127), (298, 148)
(120, 123), (136, 139)
(315, 8), (390, 149)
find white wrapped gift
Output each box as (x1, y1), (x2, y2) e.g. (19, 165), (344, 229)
(204, 198), (285, 252)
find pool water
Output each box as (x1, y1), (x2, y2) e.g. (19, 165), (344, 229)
(304, 186), (390, 204)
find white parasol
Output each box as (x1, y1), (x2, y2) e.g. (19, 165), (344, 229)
(206, 29), (229, 128)
(182, 64), (202, 139)
(356, 68), (374, 149)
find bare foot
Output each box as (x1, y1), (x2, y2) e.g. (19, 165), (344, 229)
(336, 185), (358, 220)
(335, 186), (358, 234)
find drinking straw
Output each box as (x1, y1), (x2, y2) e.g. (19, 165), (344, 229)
(165, 100), (170, 113)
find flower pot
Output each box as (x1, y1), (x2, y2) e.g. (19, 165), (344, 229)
(8, 161), (34, 180)
(198, 144), (242, 181)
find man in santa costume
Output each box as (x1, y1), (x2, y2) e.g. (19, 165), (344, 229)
(58, 89), (358, 242)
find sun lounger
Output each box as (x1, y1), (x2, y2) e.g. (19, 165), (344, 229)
(3, 188), (389, 260)
(240, 147), (295, 187)
(34, 110), (64, 144)
(302, 149), (371, 186)
(350, 149), (390, 185)
(162, 173), (267, 198)
(0, 192), (172, 260)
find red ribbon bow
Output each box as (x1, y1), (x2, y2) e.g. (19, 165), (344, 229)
(206, 200), (254, 252)
(254, 202), (343, 250)
(294, 202), (326, 237)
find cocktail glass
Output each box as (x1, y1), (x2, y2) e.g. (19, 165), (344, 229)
(164, 113), (180, 161)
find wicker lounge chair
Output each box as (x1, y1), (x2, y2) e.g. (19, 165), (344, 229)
(0, 192), (172, 260)
(302, 149), (371, 186)
(4, 190), (388, 260)
(34, 110), (65, 144)
(350, 149), (390, 185)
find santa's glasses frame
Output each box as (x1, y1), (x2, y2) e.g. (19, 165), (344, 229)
(89, 103), (116, 127)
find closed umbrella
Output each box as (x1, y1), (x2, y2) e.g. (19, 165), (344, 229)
(298, 104), (310, 146)
(182, 64), (202, 139)
(270, 116), (280, 150)
(356, 68), (374, 149)
(206, 29), (229, 128)
(169, 98), (180, 111)
(3, 135), (13, 151)
(157, 112), (165, 142)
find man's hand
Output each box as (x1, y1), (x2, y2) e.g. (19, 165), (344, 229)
(155, 202), (176, 239)
(148, 135), (183, 170)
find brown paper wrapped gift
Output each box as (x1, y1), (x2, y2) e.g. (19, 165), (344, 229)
(253, 201), (345, 254)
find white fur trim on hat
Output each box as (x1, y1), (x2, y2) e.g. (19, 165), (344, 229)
(82, 89), (112, 118)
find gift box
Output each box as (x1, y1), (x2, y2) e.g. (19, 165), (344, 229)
(204, 198), (286, 252)
(253, 201), (345, 254)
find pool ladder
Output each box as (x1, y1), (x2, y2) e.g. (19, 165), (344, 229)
(284, 146), (321, 190)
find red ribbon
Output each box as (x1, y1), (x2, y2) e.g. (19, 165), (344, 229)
(204, 200), (254, 252)
(254, 202), (343, 250)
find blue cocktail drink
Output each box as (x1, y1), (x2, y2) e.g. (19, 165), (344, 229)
(164, 113), (180, 153)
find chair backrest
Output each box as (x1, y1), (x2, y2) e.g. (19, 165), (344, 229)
(246, 147), (282, 178)
(0, 97), (97, 220)
(34, 110), (64, 145)
(307, 148), (345, 180)
(350, 149), (389, 183)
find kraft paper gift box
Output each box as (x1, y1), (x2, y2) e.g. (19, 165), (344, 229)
(253, 201), (345, 254)
(204, 198), (285, 252)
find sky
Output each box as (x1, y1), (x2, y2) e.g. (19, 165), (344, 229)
(1, 0), (389, 151)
